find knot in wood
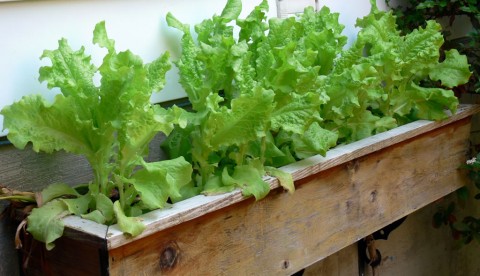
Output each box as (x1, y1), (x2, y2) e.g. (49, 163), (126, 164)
(346, 160), (360, 174)
(159, 242), (179, 270)
(370, 190), (378, 202)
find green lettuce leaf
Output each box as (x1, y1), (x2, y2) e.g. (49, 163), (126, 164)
(27, 200), (71, 250)
(2, 20), (186, 248)
(205, 87), (275, 150)
(292, 122), (338, 158)
(113, 201), (145, 237)
(132, 157), (192, 209)
(271, 92), (322, 134)
(429, 49), (472, 88)
(82, 210), (107, 225)
(265, 166), (294, 194)
(40, 183), (80, 204)
(222, 165), (270, 200)
(61, 194), (93, 216)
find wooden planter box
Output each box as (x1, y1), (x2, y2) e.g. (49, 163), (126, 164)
(19, 105), (480, 275)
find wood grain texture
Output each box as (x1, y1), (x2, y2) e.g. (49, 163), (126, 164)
(103, 104), (480, 249)
(369, 177), (480, 276)
(3, 106), (476, 275)
(0, 133), (166, 276)
(303, 243), (359, 276)
(107, 114), (473, 275)
(18, 227), (108, 276)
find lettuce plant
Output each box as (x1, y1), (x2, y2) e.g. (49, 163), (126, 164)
(0, 22), (191, 249)
(162, 0), (341, 199)
(320, 1), (472, 143)
(162, 0), (471, 201)
(0, 0), (473, 250)
(163, 0), (281, 200)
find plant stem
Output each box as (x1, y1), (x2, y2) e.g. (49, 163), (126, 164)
(260, 133), (267, 165)
(0, 195), (36, 203)
(116, 176), (126, 210)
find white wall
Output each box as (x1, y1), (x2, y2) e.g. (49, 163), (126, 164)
(0, 0), (387, 136)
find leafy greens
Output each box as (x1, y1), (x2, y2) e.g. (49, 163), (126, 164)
(1, 22), (191, 249)
(0, 0), (472, 250)
(162, 0), (470, 201)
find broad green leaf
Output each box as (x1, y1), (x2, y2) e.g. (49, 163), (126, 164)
(172, 181), (202, 202)
(301, 6), (345, 47)
(40, 183), (80, 204)
(142, 157), (192, 195)
(153, 104), (188, 136)
(203, 175), (236, 195)
(1, 95), (97, 159)
(39, 39), (97, 100)
(161, 124), (194, 160)
(27, 200), (70, 250)
(405, 82), (458, 120)
(206, 87), (275, 150)
(375, 116), (398, 133)
(132, 157), (192, 209)
(132, 169), (169, 210)
(400, 20), (443, 70)
(237, 0), (269, 42)
(271, 92), (322, 134)
(265, 166), (294, 194)
(95, 193), (115, 223)
(271, 145), (297, 168)
(321, 73), (361, 120)
(232, 44), (257, 94)
(294, 122), (338, 158)
(430, 49), (472, 88)
(117, 105), (186, 174)
(222, 165), (270, 200)
(147, 52), (172, 92)
(113, 201), (145, 237)
(220, 0), (242, 22)
(247, 132), (285, 162)
(167, 15), (206, 111)
(93, 21), (115, 51)
(345, 110), (382, 142)
(61, 194), (93, 216)
(166, 12), (189, 33)
(82, 210), (106, 224)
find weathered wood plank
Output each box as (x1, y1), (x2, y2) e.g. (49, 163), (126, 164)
(101, 104), (480, 250)
(3, 106), (479, 275)
(303, 243), (359, 276)
(106, 112), (473, 275)
(18, 227), (108, 276)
